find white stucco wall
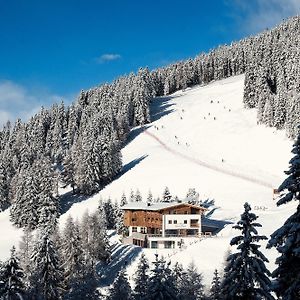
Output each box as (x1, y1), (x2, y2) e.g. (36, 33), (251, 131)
(162, 214), (201, 233)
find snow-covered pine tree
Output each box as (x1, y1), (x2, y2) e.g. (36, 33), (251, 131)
(0, 162), (9, 211)
(162, 186), (172, 202)
(221, 202), (274, 300)
(79, 210), (92, 268)
(34, 157), (59, 231)
(186, 188), (200, 203)
(267, 127), (300, 300)
(135, 189), (142, 202)
(115, 203), (127, 236)
(61, 150), (76, 193)
(107, 269), (132, 300)
(60, 215), (85, 286)
(129, 190), (135, 202)
(133, 253), (150, 300)
(10, 167), (39, 230)
(0, 246), (25, 300)
(147, 190), (153, 203)
(210, 269), (222, 300)
(30, 231), (65, 300)
(63, 269), (101, 300)
(120, 192), (128, 206)
(147, 254), (178, 300)
(10, 156), (59, 231)
(180, 262), (204, 300)
(88, 211), (111, 265)
(104, 198), (117, 229)
(172, 262), (185, 299)
(18, 228), (33, 287)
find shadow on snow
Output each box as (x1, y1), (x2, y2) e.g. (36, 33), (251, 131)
(97, 243), (142, 287)
(150, 96), (176, 123)
(59, 155), (148, 214)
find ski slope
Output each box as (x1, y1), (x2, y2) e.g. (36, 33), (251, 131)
(0, 74), (297, 288)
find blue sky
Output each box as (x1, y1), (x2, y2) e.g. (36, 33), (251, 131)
(0, 0), (300, 124)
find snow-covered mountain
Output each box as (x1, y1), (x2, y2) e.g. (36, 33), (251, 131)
(0, 74), (296, 288)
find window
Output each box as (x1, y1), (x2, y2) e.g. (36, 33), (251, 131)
(168, 220), (172, 224)
(174, 220), (177, 224)
(151, 241), (158, 249)
(132, 227), (137, 232)
(164, 241), (175, 249)
(184, 211), (188, 214)
(131, 218), (136, 222)
(184, 220), (187, 224)
(141, 227), (146, 233)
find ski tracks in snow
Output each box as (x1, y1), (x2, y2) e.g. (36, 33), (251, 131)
(144, 129), (273, 189)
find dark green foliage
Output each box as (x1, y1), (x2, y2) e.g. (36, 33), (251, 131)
(147, 255), (178, 300)
(180, 262), (204, 300)
(30, 232), (65, 300)
(63, 270), (101, 300)
(267, 129), (300, 300)
(107, 269), (132, 300)
(0, 247), (25, 300)
(210, 269), (222, 300)
(222, 203), (274, 300)
(133, 254), (150, 300)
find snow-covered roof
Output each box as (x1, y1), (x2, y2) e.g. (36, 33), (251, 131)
(121, 201), (205, 211)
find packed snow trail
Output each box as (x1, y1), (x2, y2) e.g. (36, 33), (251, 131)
(144, 129), (273, 189)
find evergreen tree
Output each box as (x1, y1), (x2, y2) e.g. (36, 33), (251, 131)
(129, 190), (135, 202)
(0, 162), (9, 211)
(133, 254), (150, 300)
(267, 128), (300, 300)
(18, 228), (33, 287)
(61, 150), (76, 193)
(30, 231), (65, 300)
(222, 203), (274, 300)
(63, 270), (100, 300)
(79, 210), (92, 268)
(89, 212), (111, 265)
(147, 190), (153, 203)
(120, 192), (128, 206)
(180, 262), (204, 300)
(0, 246), (25, 300)
(210, 269), (222, 300)
(115, 203), (127, 236)
(60, 215), (85, 286)
(107, 269), (132, 300)
(135, 189), (142, 202)
(10, 157), (58, 231)
(172, 262), (185, 299)
(103, 198), (117, 229)
(147, 255), (178, 300)
(186, 188), (200, 203)
(162, 187), (172, 202)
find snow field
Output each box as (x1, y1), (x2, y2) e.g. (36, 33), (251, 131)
(0, 74), (296, 288)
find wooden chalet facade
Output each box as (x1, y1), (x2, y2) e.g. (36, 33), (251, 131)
(122, 202), (206, 249)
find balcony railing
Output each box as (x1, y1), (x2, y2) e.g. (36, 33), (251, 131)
(147, 232), (212, 238)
